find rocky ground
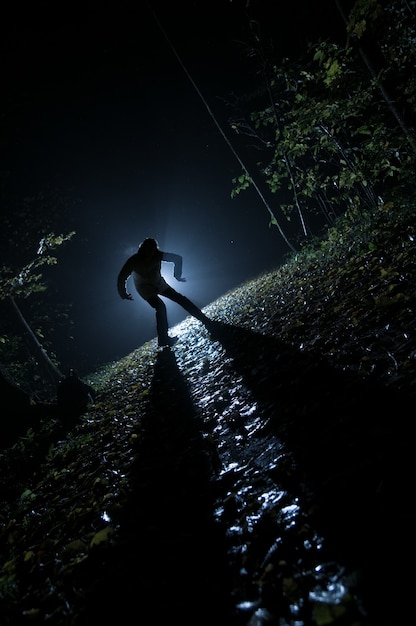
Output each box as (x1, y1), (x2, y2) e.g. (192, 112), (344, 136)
(1, 204), (415, 625)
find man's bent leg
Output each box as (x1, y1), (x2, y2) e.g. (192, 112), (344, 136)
(146, 296), (172, 345)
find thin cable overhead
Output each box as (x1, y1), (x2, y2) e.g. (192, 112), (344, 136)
(146, 3), (295, 253)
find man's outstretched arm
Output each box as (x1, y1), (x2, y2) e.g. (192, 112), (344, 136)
(162, 252), (185, 281)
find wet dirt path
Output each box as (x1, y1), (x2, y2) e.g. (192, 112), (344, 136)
(173, 318), (414, 625)
(173, 321), (355, 625)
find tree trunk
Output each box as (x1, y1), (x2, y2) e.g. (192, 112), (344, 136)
(8, 296), (63, 385)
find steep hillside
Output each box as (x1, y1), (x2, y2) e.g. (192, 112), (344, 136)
(1, 202), (415, 625)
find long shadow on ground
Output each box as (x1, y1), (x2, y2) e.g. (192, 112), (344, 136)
(207, 321), (414, 625)
(78, 347), (234, 625)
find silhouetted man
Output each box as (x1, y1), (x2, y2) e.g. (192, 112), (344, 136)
(117, 238), (211, 347)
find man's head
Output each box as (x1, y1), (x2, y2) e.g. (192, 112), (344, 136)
(139, 237), (158, 254)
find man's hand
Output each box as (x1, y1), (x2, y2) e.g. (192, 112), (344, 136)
(176, 277), (186, 282)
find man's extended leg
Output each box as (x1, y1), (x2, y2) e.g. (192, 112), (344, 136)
(162, 286), (211, 324)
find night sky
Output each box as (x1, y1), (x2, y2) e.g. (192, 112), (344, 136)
(3, 0), (345, 375)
